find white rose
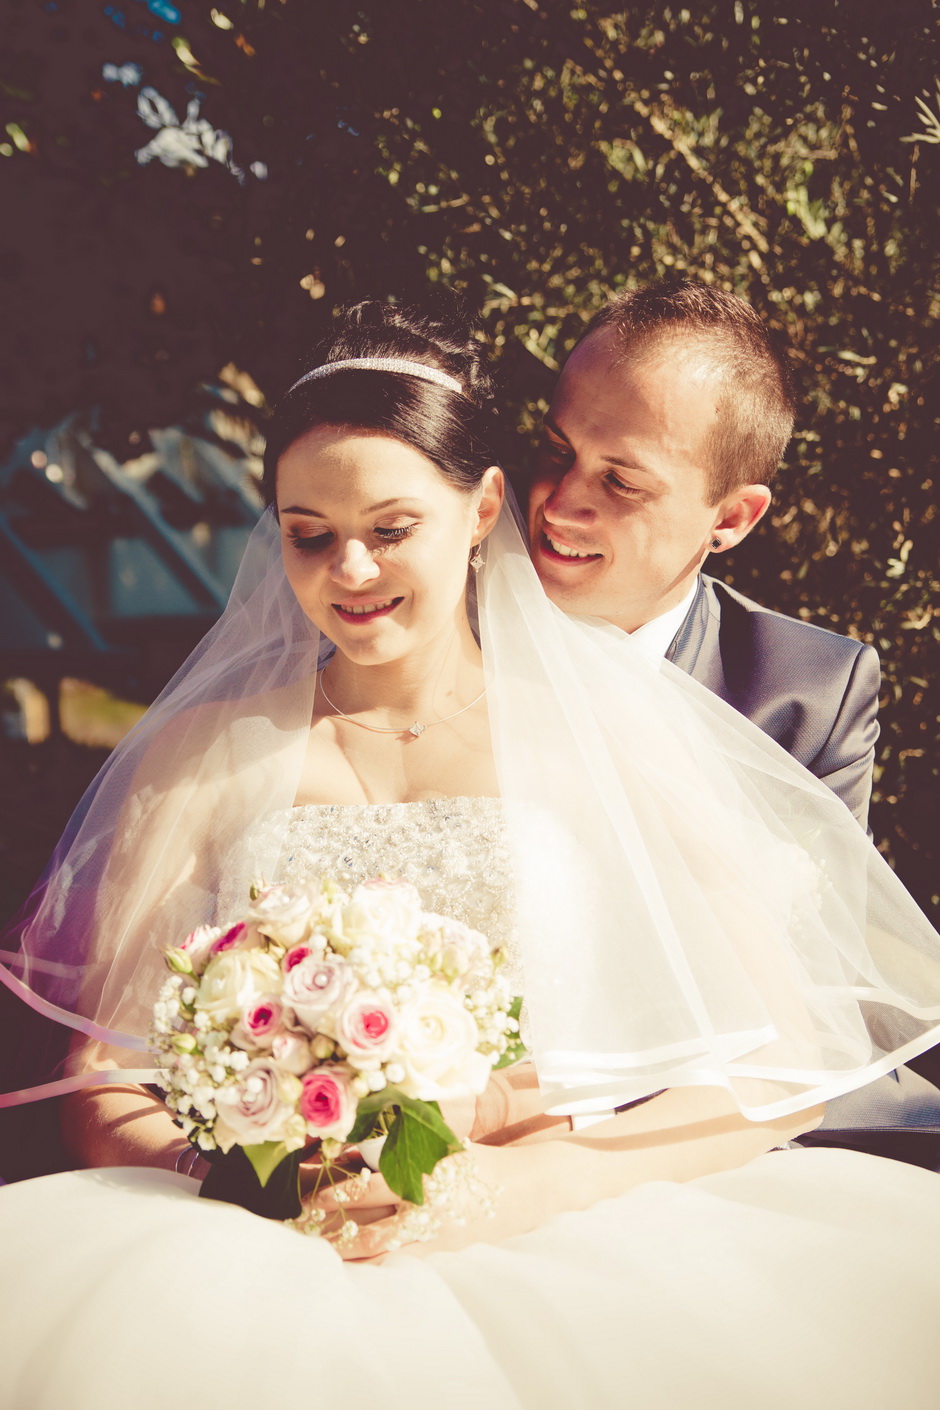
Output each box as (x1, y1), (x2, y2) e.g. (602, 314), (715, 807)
(213, 1058), (304, 1152)
(247, 884), (316, 945)
(197, 950), (282, 1025)
(342, 880), (423, 952)
(396, 989), (490, 1101)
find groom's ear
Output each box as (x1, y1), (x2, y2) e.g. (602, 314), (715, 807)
(710, 483), (772, 550)
(474, 467), (505, 541)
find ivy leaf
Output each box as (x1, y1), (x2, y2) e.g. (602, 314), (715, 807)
(345, 1090), (395, 1146)
(379, 1098), (462, 1205)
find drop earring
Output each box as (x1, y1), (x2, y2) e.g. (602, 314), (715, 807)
(469, 545), (484, 572)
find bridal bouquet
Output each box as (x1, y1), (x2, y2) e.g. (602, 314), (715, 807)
(151, 877), (523, 1226)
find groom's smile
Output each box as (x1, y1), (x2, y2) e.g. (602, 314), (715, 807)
(537, 529), (604, 564)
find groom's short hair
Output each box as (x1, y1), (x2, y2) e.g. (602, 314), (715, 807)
(581, 280), (796, 502)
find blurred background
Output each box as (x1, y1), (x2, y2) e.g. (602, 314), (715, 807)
(1, 0), (937, 939)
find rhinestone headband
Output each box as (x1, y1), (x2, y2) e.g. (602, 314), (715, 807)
(287, 357), (463, 397)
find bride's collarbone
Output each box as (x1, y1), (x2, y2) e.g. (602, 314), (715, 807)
(295, 716), (500, 807)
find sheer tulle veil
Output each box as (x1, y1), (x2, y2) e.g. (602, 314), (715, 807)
(3, 490), (940, 1121)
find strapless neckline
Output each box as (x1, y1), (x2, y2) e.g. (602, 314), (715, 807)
(275, 794), (520, 986)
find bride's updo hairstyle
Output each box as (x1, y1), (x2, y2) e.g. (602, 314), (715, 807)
(262, 299), (499, 504)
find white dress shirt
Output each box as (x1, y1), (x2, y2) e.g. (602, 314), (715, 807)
(626, 579), (700, 663)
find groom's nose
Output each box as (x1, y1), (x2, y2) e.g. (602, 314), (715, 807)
(542, 467), (595, 526)
(328, 538), (381, 587)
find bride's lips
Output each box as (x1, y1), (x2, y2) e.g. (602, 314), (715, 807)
(537, 530), (603, 565)
(332, 597), (404, 624)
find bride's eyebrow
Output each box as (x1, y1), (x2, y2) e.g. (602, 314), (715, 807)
(280, 499), (421, 517)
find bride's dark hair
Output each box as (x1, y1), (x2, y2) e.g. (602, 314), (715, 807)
(262, 298), (499, 503)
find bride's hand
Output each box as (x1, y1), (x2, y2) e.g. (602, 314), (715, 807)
(321, 1088), (826, 1260)
(317, 1142), (560, 1261)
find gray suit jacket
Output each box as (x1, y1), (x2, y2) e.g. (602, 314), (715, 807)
(667, 575), (940, 1165)
(668, 575), (881, 827)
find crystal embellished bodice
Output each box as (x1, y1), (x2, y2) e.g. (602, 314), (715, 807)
(277, 797), (522, 988)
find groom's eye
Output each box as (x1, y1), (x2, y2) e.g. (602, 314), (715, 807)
(539, 436), (572, 463)
(603, 472), (642, 497)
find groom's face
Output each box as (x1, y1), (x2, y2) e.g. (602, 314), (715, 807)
(528, 329), (728, 633)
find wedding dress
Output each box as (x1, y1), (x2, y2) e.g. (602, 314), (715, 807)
(2, 799), (940, 1410)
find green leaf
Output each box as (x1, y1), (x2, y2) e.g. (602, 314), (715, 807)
(346, 1089), (397, 1145)
(379, 1099), (462, 1206)
(243, 1140), (292, 1188)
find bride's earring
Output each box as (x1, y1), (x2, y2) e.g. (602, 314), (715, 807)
(469, 545), (484, 573)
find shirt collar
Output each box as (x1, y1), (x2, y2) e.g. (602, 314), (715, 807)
(627, 579), (700, 663)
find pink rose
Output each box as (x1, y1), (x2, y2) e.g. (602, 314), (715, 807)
(335, 991), (400, 1070)
(231, 997), (285, 1052)
(299, 1066), (357, 1140)
(212, 1059), (303, 1153)
(210, 921), (249, 956)
(179, 923), (221, 970)
(283, 943), (315, 972)
(283, 955), (351, 1032)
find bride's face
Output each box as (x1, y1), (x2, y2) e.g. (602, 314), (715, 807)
(276, 425), (500, 664)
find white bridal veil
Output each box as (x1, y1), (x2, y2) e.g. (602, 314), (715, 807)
(3, 495), (940, 1120)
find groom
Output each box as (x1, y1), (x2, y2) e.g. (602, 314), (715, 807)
(528, 279), (879, 825)
(528, 278), (940, 1163)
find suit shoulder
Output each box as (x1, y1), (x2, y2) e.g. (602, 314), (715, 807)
(703, 576), (877, 668)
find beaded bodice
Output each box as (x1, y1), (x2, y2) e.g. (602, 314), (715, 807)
(277, 797), (521, 988)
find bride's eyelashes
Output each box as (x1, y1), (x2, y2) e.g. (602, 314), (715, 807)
(286, 524), (418, 554)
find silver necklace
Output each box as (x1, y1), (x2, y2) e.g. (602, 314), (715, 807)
(317, 673), (487, 738)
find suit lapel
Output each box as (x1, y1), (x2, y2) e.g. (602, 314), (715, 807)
(666, 576), (727, 697)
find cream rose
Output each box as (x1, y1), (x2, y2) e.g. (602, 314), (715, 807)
(270, 1031), (315, 1076)
(396, 989), (489, 1101)
(197, 950), (282, 1025)
(247, 884), (316, 945)
(342, 880), (423, 952)
(424, 918), (491, 982)
(213, 1059), (304, 1152)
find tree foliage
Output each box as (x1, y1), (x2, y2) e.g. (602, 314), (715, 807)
(1, 0), (937, 916)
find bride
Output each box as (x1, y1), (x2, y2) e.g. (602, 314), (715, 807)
(2, 299), (940, 1408)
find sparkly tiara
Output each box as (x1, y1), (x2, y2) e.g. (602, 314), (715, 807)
(286, 357), (463, 397)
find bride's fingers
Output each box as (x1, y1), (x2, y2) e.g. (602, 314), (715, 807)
(313, 1170), (400, 1213)
(334, 1211), (417, 1262)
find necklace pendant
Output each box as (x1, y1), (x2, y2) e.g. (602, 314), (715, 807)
(408, 721), (426, 738)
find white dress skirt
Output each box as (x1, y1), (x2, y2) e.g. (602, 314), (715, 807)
(2, 1147), (940, 1410)
(3, 802), (939, 1408)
